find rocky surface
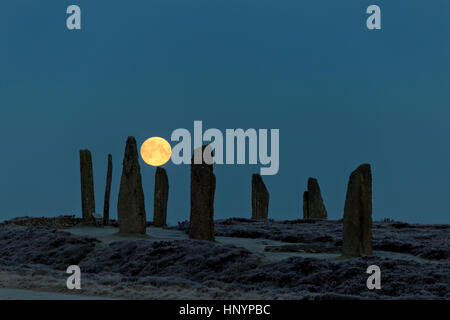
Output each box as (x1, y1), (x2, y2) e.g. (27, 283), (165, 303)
(343, 164), (373, 256)
(117, 137), (147, 235)
(103, 154), (113, 226)
(189, 145), (216, 241)
(153, 167), (169, 227)
(303, 178), (327, 219)
(79, 149), (96, 225)
(252, 174), (269, 220)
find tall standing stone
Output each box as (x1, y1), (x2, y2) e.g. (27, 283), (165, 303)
(252, 174), (269, 220)
(302, 178), (328, 219)
(190, 145), (215, 241)
(103, 154), (113, 226)
(342, 164), (373, 257)
(153, 167), (169, 227)
(80, 149), (96, 225)
(303, 191), (309, 218)
(117, 137), (147, 235)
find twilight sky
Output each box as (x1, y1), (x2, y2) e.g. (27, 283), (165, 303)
(1, 0), (449, 224)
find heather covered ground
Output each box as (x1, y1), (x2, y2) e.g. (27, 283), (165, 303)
(0, 218), (448, 300)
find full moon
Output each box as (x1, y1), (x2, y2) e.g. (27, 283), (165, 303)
(140, 137), (172, 167)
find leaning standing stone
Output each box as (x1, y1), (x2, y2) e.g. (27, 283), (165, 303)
(153, 167), (169, 227)
(252, 174), (269, 220)
(302, 178), (328, 219)
(342, 164), (373, 257)
(80, 149), (96, 225)
(103, 154), (113, 226)
(189, 145), (215, 241)
(117, 137), (147, 235)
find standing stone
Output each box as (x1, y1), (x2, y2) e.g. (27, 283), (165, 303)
(252, 174), (269, 220)
(303, 191), (309, 219)
(103, 154), (113, 226)
(342, 164), (373, 257)
(302, 178), (328, 219)
(80, 149), (96, 225)
(117, 137), (147, 235)
(153, 167), (169, 227)
(190, 145), (215, 241)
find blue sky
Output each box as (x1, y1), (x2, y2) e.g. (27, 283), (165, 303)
(0, 1), (449, 224)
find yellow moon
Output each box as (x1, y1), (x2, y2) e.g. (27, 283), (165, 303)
(140, 137), (172, 167)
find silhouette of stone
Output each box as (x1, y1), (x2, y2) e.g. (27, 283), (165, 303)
(302, 178), (328, 219)
(190, 145), (215, 241)
(252, 174), (269, 220)
(153, 167), (169, 227)
(80, 149), (96, 225)
(103, 154), (113, 226)
(302, 191), (309, 218)
(117, 137), (147, 235)
(342, 164), (373, 257)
